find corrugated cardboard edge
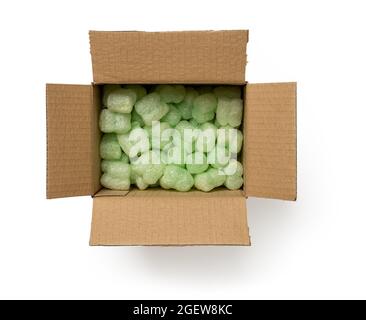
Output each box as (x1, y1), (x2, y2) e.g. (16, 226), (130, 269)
(244, 82), (297, 200)
(241, 85), (247, 192)
(90, 189), (250, 246)
(89, 30), (248, 84)
(93, 188), (129, 197)
(91, 85), (102, 194)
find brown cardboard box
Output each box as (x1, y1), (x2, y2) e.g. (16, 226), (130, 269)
(46, 30), (297, 246)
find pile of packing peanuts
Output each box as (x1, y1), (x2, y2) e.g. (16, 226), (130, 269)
(99, 84), (244, 192)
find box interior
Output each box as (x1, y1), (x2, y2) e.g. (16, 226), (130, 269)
(92, 84), (247, 198)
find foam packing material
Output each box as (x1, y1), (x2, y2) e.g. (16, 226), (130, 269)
(99, 84), (244, 192)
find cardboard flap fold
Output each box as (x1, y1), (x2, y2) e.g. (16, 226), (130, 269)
(90, 189), (250, 246)
(245, 82), (297, 200)
(89, 30), (248, 84)
(46, 84), (98, 199)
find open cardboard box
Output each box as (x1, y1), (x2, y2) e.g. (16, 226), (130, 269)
(46, 30), (297, 246)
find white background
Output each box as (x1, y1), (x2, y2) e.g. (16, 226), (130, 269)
(0, 0), (365, 300)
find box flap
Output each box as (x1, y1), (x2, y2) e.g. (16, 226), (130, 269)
(90, 189), (250, 246)
(89, 30), (248, 84)
(244, 82), (297, 200)
(46, 84), (100, 199)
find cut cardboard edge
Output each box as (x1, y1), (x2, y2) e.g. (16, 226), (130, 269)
(93, 188), (246, 198)
(90, 243), (251, 247)
(89, 29), (248, 33)
(93, 188), (130, 197)
(90, 85), (102, 195)
(93, 81), (248, 85)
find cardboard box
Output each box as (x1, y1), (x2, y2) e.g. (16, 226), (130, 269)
(46, 30), (297, 246)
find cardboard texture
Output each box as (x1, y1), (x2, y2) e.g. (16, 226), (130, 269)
(244, 82), (297, 200)
(89, 30), (248, 84)
(47, 84), (94, 198)
(90, 189), (250, 246)
(46, 30), (297, 246)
